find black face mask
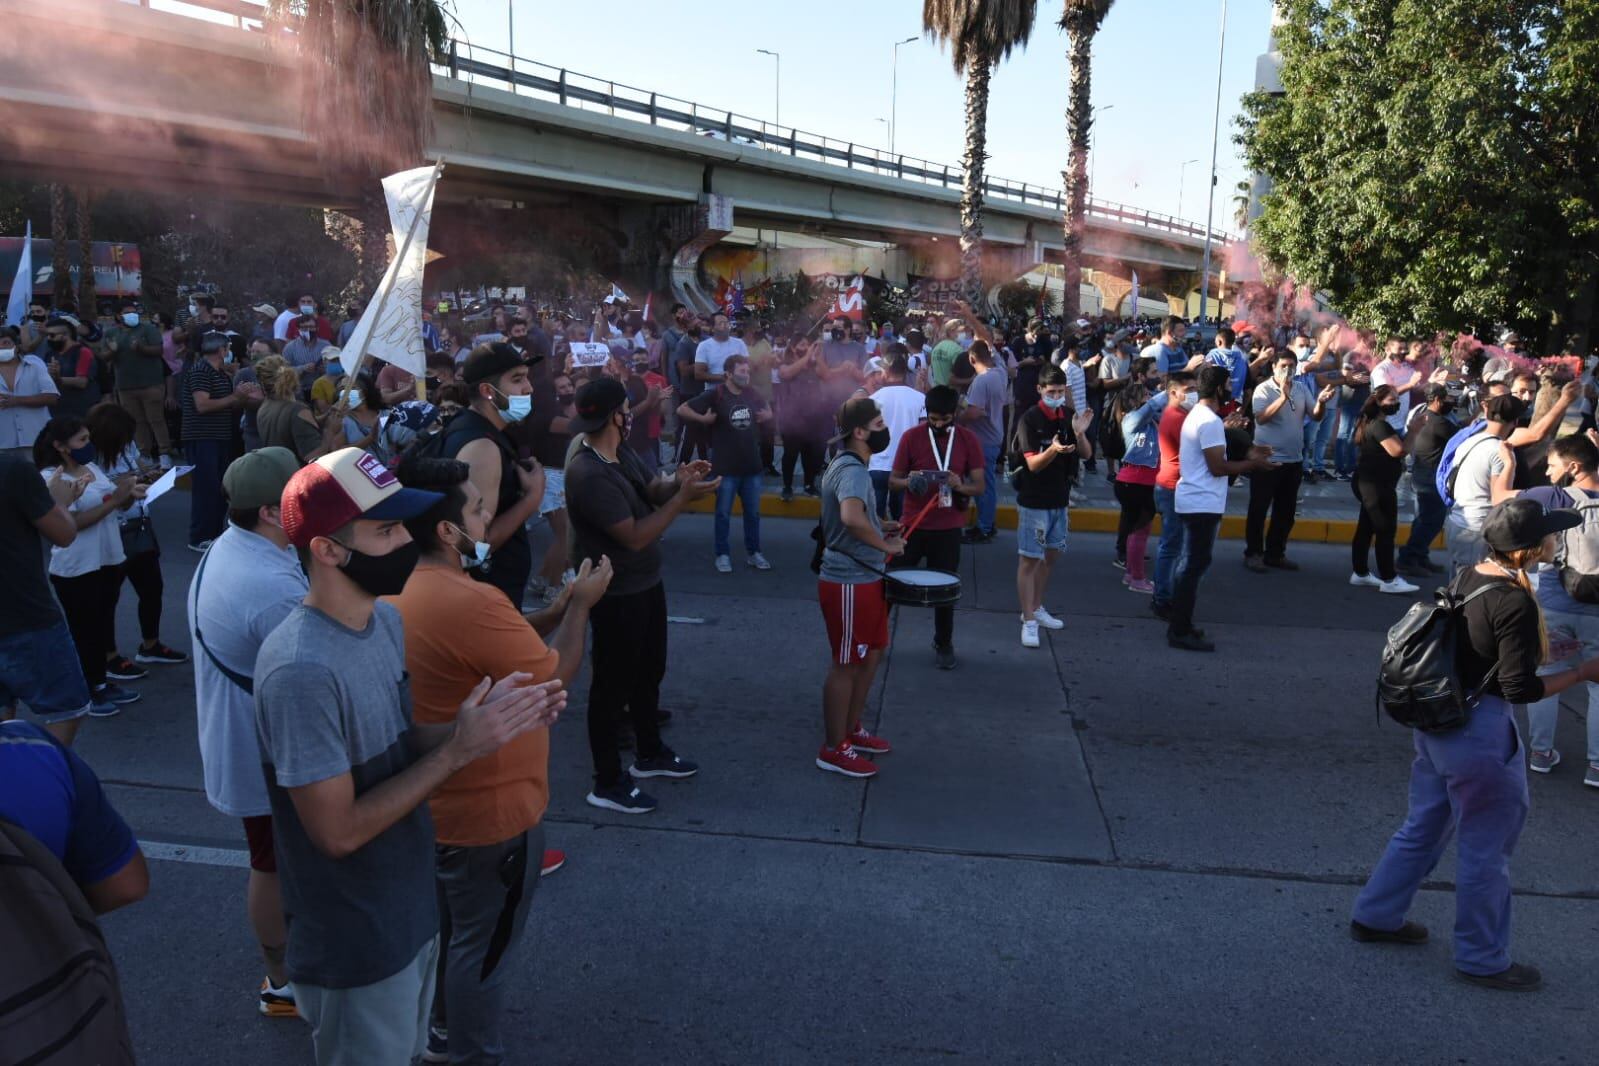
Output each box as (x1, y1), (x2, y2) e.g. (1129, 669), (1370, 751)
(557, 392), (575, 405)
(866, 427), (891, 454)
(46, 336), (67, 350)
(334, 538), (420, 598)
(1379, 403), (1401, 415)
(831, 329), (845, 341)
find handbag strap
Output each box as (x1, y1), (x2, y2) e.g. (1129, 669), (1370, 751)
(192, 546), (255, 695)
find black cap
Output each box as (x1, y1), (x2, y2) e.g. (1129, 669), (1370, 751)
(1484, 394), (1524, 424)
(462, 342), (524, 386)
(1481, 498), (1581, 554)
(1425, 383), (1451, 403)
(569, 377), (629, 434)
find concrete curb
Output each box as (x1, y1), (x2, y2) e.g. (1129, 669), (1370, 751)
(681, 492), (1445, 547)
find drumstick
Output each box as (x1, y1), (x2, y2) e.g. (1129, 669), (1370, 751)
(887, 493), (944, 563)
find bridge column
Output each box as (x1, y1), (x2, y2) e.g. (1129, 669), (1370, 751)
(1088, 270), (1133, 318)
(663, 194), (733, 315)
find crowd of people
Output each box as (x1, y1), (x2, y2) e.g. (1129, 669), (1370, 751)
(3, 282), (1598, 1062)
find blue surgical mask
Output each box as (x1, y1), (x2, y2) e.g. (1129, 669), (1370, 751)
(343, 389), (363, 408)
(326, 361), (344, 375)
(121, 312), (140, 328)
(1042, 395), (1067, 410)
(499, 391), (532, 423)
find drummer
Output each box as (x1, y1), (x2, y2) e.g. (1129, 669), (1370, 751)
(889, 385), (986, 670)
(815, 397), (906, 780)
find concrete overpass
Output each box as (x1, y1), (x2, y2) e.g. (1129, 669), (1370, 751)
(0, 0), (1234, 314)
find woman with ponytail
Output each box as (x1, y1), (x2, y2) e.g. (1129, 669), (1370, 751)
(1351, 497), (1599, 991)
(255, 355), (327, 464)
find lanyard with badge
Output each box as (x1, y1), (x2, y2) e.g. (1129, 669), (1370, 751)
(929, 426), (954, 508)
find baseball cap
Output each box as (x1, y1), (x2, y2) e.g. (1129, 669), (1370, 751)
(835, 396), (881, 440)
(251, 303), (278, 317)
(280, 448), (443, 547)
(462, 342), (527, 385)
(1482, 498), (1580, 554)
(222, 447), (301, 511)
(569, 377), (629, 434)
(1484, 394), (1524, 424)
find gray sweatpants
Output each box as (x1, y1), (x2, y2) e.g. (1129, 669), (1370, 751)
(293, 935), (439, 1066)
(1445, 513), (1487, 577)
(430, 824), (544, 1065)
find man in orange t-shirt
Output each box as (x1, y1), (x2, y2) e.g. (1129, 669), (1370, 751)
(388, 456), (611, 1065)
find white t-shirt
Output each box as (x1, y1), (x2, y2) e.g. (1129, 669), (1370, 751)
(694, 336), (749, 377)
(1452, 434), (1511, 529)
(868, 384), (928, 472)
(44, 463), (126, 577)
(1370, 359), (1418, 430)
(272, 308), (298, 341)
(1176, 404), (1228, 515)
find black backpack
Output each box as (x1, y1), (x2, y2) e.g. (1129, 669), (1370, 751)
(1376, 577), (1502, 732)
(1099, 407), (1126, 461)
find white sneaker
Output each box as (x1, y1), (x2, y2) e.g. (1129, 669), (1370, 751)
(1033, 607), (1065, 630)
(1379, 576), (1419, 594)
(714, 555), (732, 573)
(748, 552), (772, 571)
(1349, 572), (1382, 588)
(159, 454), (173, 472)
(1021, 619), (1041, 648)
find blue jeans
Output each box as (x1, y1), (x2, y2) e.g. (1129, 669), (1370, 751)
(1352, 697), (1528, 975)
(1168, 512), (1221, 636)
(713, 473), (763, 556)
(869, 469), (903, 522)
(1333, 402), (1362, 475)
(185, 438), (233, 546)
(1302, 414), (1335, 473)
(1399, 478), (1447, 567)
(975, 442), (1000, 534)
(1153, 486), (1187, 608)
(0, 620), (91, 724)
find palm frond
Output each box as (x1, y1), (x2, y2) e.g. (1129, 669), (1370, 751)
(923, 0), (1039, 74)
(1058, 0), (1116, 35)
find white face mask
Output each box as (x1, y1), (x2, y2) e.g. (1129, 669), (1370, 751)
(299, 304), (316, 316)
(0, 347), (15, 363)
(1274, 367), (1291, 383)
(343, 389), (363, 409)
(121, 312), (140, 327)
(449, 524), (490, 568)
(1180, 390), (1200, 410)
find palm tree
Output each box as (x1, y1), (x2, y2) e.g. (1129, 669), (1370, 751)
(74, 187), (96, 311)
(1232, 179), (1252, 233)
(49, 184), (70, 305)
(266, 0), (450, 292)
(923, 0), (1039, 313)
(1059, 0), (1116, 321)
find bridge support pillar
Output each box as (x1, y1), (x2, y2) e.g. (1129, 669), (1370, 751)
(616, 194), (732, 317)
(1088, 270), (1133, 318)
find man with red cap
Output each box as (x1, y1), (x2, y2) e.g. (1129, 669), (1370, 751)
(254, 447), (566, 1065)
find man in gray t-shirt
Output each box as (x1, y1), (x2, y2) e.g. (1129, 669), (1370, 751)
(960, 344), (1009, 538)
(815, 398), (906, 780)
(257, 447), (563, 1065)
(1244, 351), (1332, 570)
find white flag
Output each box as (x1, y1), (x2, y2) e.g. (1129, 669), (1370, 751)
(342, 164), (441, 377)
(5, 222), (33, 329)
(1129, 270), (1140, 318)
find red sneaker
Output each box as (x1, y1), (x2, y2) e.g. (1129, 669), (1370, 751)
(816, 742), (878, 778)
(540, 849), (566, 877)
(847, 727), (891, 754)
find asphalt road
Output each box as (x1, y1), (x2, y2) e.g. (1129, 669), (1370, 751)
(67, 490), (1599, 1065)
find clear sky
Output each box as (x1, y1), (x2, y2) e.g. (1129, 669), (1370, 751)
(450, 0), (1276, 229)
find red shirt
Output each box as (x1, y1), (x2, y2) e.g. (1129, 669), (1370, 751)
(1156, 404), (1189, 490)
(643, 371), (668, 437)
(892, 421), (984, 532)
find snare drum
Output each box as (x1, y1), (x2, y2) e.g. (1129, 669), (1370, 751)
(884, 567), (962, 607)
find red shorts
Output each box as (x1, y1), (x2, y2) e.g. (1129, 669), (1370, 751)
(818, 580), (889, 665)
(242, 815), (277, 873)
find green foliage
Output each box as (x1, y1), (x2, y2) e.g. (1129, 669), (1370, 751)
(995, 279), (1052, 320)
(1237, 0), (1599, 348)
(763, 272), (819, 325)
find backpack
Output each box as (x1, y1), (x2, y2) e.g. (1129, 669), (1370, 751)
(1099, 406), (1127, 461)
(1558, 486), (1599, 603)
(1376, 577), (1502, 732)
(1435, 421), (1490, 507)
(0, 818), (135, 1066)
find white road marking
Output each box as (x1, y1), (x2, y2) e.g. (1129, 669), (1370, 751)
(139, 840), (250, 868)
(666, 616), (706, 624)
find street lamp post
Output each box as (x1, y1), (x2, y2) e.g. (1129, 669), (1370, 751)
(891, 35), (917, 157)
(756, 49), (780, 128)
(1089, 104), (1115, 194)
(1177, 158), (1200, 220)
(1199, 0), (1228, 322)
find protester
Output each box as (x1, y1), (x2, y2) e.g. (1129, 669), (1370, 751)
(1167, 366), (1274, 651)
(282, 313), (331, 392)
(181, 331), (257, 551)
(1152, 370), (1198, 619)
(339, 375), (416, 465)
(777, 335), (829, 501)
(889, 385), (984, 669)
(1245, 349), (1334, 572)
(816, 397), (902, 777)
(389, 456), (611, 1064)
(39, 315), (99, 421)
(672, 310), (710, 462)
(865, 350), (925, 522)
(445, 344), (543, 608)
(83, 404), (186, 679)
(524, 354), (576, 606)
(0, 325), (59, 458)
(309, 346), (347, 415)
(187, 446), (306, 1017)
(35, 416), (145, 713)
(1013, 365), (1094, 648)
(105, 299), (170, 466)
(1518, 434), (1599, 787)
(1142, 316), (1191, 375)
(1396, 384), (1456, 577)
(1333, 348), (1372, 480)
(1351, 498), (1595, 992)
(255, 448), (564, 1064)
(1205, 327), (1249, 402)
(0, 451), (92, 744)
(677, 352), (772, 572)
(960, 339), (1008, 543)
(251, 355), (324, 464)
(1445, 394), (1523, 575)
(1347, 386), (1420, 594)
(1295, 331), (1343, 481)
(565, 377), (713, 813)
(1111, 382), (1162, 592)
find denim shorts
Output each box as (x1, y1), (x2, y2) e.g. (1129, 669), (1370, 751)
(0, 620), (92, 724)
(1017, 505), (1069, 560)
(538, 467), (566, 517)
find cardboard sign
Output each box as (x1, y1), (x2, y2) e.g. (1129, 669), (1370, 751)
(569, 342), (613, 367)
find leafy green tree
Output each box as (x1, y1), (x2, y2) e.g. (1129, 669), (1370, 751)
(1238, 0), (1599, 350)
